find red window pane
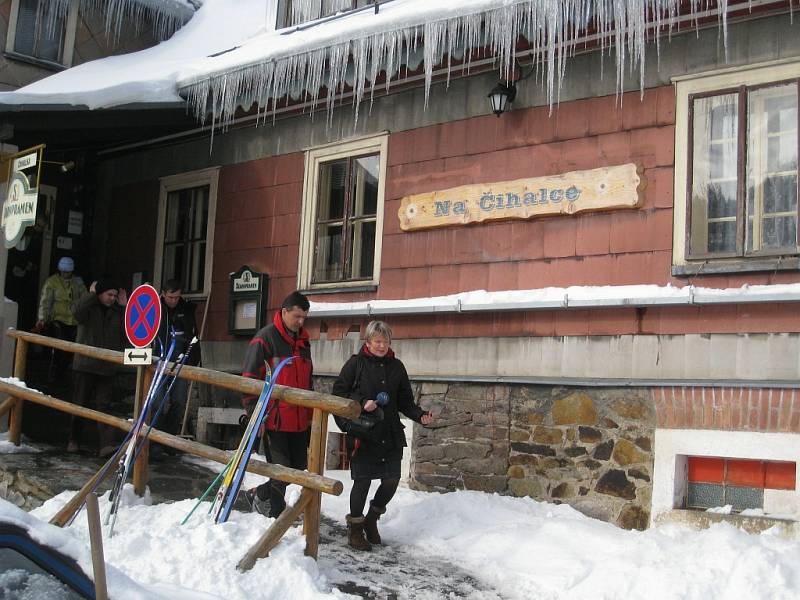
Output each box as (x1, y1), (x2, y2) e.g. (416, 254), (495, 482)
(726, 459), (765, 487)
(688, 457), (724, 483)
(765, 461), (796, 491)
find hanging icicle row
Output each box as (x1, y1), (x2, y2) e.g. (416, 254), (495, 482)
(181, 0), (765, 134)
(40, 0), (196, 41)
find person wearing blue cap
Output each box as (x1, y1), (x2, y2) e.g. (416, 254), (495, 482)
(332, 320), (434, 551)
(36, 256), (87, 379)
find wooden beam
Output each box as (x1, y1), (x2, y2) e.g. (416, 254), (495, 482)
(0, 381), (343, 496)
(8, 338), (27, 444)
(237, 489), (314, 572)
(0, 396), (15, 418)
(5, 330), (361, 419)
(303, 408), (327, 559)
(50, 445), (126, 527)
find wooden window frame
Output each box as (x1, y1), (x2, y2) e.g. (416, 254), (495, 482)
(298, 133), (388, 291)
(154, 167), (219, 300)
(673, 59), (800, 275)
(5, 0), (78, 68)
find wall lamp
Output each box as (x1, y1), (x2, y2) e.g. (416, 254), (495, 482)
(42, 160), (76, 173)
(487, 60), (536, 117)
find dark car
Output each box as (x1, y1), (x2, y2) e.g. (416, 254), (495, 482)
(0, 521), (95, 599)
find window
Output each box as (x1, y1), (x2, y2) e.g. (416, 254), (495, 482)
(277, 0), (377, 29)
(673, 60), (800, 274)
(5, 0), (78, 67)
(155, 168), (219, 297)
(299, 133), (387, 290)
(687, 456), (796, 512)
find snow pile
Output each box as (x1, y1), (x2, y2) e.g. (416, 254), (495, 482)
(7, 469), (797, 599)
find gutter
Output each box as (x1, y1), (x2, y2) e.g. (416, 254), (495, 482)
(308, 284), (800, 317)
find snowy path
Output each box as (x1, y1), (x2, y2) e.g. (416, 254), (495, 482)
(317, 515), (504, 600)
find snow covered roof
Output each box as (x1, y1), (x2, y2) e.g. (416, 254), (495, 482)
(0, 0), (789, 124)
(0, 0), (263, 110)
(178, 0), (754, 129)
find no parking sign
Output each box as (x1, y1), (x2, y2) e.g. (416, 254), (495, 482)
(124, 284), (161, 349)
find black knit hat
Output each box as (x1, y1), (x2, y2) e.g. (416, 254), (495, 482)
(95, 279), (118, 295)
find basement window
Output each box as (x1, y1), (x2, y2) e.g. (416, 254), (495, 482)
(687, 456), (796, 512)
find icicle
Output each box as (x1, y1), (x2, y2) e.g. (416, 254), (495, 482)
(181, 0), (764, 138)
(40, 0), (194, 42)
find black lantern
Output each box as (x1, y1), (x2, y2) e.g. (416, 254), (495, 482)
(488, 81), (517, 117)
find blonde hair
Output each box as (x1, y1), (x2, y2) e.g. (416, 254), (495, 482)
(365, 320), (392, 343)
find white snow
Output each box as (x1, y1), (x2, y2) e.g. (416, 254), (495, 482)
(0, 467), (795, 599)
(0, 431), (41, 454)
(0, 0), (268, 109)
(0, 0), (777, 129)
(308, 282), (800, 317)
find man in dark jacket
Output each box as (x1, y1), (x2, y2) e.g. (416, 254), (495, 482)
(69, 279), (127, 456)
(242, 291), (313, 518)
(155, 279), (201, 436)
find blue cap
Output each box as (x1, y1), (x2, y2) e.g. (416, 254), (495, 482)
(57, 257), (74, 272)
(376, 392), (389, 407)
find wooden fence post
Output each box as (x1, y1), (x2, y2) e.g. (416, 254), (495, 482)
(304, 408), (327, 558)
(133, 366), (153, 496)
(8, 337), (27, 445)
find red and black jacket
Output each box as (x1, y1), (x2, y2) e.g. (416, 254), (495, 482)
(241, 311), (313, 432)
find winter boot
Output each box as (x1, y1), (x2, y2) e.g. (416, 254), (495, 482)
(346, 514), (372, 551)
(364, 504), (385, 545)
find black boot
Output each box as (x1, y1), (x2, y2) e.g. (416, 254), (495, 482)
(346, 514), (372, 551)
(364, 503), (385, 545)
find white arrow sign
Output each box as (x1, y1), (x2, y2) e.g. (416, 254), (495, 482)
(124, 347), (152, 366)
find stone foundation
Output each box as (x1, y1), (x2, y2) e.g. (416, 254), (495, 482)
(315, 376), (655, 529)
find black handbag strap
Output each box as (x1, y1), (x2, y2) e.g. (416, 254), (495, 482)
(350, 354), (364, 396)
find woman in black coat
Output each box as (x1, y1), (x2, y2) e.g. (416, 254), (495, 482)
(332, 320), (433, 551)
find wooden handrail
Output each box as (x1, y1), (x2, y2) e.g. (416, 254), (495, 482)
(0, 381), (343, 496)
(5, 327), (350, 564)
(5, 330), (360, 419)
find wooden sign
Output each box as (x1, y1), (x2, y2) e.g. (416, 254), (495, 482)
(398, 163), (644, 231)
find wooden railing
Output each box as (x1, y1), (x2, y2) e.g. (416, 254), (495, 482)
(1, 329), (360, 566)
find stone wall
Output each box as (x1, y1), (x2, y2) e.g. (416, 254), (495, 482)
(316, 376), (656, 530)
(413, 383), (656, 531)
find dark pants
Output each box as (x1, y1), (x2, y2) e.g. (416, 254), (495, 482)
(47, 321), (76, 376)
(350, 477), (400, 517)
(160, 376), (188, 435)
(71, 371), (116, 449)
(256, 429), (310, 517)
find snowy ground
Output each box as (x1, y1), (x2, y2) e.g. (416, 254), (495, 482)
(3, 457), (795, 600)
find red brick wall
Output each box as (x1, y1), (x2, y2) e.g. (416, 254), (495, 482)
(654, 387), (800, 433)
(209, 153), (304, 341)
(206, 84), (800, 342)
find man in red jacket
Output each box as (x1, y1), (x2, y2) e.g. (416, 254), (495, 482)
(242, 291), (312, 518)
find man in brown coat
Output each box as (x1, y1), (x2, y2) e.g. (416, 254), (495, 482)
(69, 279), (127, 456)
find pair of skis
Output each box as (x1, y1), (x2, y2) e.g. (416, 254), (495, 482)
(209, 356), (293, 524)
(103, 334), (198, 536)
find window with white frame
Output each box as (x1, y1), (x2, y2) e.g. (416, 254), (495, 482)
(5, 0), (78, 67)
(674, 61), (800, 272)
(298, 134), (387, 290)
(155, 169), (219, 297)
